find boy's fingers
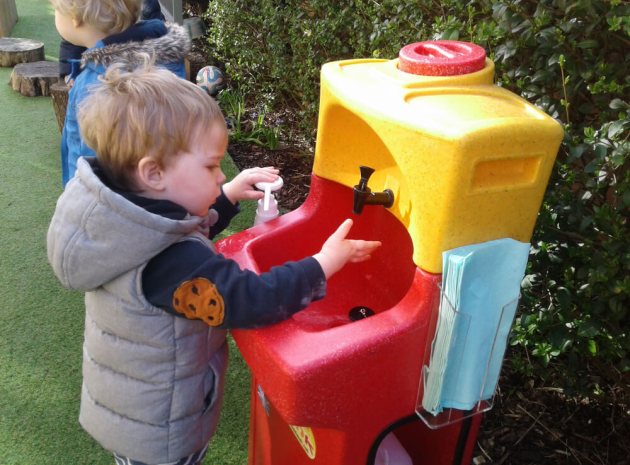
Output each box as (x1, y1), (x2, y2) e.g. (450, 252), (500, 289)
(251, 171), (280, 185)
(353, 239), (381, 249)
(331, 219), (353, 240)
(365, 240), (382, 250)
(251, 167), (279, 176)
(242, 191), (265, 200)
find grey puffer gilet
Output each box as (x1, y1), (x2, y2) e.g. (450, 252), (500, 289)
(47, 158), (226, 463)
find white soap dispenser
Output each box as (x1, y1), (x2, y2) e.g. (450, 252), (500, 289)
(254, 177), (284, 225)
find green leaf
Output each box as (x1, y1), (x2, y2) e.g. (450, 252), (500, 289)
(521, 274), (538, 289)
(556, 287), (572, 308)
(594, 144), (608, 160)
(577, 40), (599, 49)
(607, 120), (627, 139)
(547, 54), (561, 67)
(442, 28), (460, 40)
(610, 99), (629, 110)
(568, 144), (586, 161)
(578, 320), (601, 338)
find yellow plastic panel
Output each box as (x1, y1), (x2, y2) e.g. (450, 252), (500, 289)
(313, 58), (563, 273)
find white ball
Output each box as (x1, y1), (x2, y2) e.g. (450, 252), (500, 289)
(196, 66), (225, 96)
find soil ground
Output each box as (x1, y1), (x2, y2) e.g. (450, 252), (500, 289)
(228, 140), (630, 465)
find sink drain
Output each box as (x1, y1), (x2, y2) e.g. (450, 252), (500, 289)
(348, 306), (375, 321)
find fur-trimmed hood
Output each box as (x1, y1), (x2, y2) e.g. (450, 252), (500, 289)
(81, 22), (190, 69)
(59, 20), (189, 187)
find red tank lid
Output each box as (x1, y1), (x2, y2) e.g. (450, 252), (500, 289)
(398, 40), (486, 76)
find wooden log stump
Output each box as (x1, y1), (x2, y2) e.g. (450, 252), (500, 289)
(0, 0), (18, 38)
(51, 81), (70, 132)
(10, 61), (61, 97)
(0, 37), (45, 67)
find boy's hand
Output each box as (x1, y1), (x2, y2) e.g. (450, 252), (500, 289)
(223, 167), (279, 205)
(313, 219), (382, 278)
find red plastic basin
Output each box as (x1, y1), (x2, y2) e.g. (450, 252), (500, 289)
(216, 175), (440, 429)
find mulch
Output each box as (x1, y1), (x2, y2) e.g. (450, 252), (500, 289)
(229, 141), (313, 212)
(475, 369), (629, 465)
(228, 140), (630, 465)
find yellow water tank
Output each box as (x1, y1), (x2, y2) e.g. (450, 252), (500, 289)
(312, 41), (564, 273)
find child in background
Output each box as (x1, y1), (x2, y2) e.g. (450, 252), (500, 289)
(58, 0), (165, 80)
(47, 61), (382, 465)
(51, 0), (190, 186)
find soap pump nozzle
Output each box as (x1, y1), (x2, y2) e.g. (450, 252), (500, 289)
(254, 177), (284, 225)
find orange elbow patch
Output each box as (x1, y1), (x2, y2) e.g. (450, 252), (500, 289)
(172, 278), (225, 326)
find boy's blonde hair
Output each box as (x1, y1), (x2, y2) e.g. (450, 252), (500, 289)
(50, 0), (141, 34)
(78, 59), (226, 190)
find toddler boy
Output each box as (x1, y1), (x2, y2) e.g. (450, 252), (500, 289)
(47, 62), (381, 465)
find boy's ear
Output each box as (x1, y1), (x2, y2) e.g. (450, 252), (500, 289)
(136, 157), (166, 191)
(72, 17), (83, 28)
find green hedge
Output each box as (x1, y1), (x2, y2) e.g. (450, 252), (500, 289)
(204, 0), (629, 395)
(484, 0), (629, 395)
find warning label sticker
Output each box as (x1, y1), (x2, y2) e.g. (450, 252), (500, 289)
(289, 425), (316, 459)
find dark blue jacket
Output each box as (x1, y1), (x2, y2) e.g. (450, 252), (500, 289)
(58, 0), (165, 76)
(61, 21), (190, 186)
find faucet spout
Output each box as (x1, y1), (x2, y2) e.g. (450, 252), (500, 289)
(353, 165), (395, 214)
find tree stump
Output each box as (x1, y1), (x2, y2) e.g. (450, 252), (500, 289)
(50, 81), (70, 132)
(10, 61), (61, 97)
(0, 37), (45, 67)
(0, 0), (18, 38)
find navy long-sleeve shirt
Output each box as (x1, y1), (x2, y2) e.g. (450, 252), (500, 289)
(117, 186), (327, 329)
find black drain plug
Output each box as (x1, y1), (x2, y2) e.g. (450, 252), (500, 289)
(348, 306), (375, 321)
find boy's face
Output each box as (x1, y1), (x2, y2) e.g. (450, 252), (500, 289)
(160, 123), (228, 217)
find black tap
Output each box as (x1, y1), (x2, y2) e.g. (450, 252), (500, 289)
(353, 165), (394, 214)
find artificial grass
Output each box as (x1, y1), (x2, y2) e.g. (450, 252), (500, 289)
(0, 1), (250, 464)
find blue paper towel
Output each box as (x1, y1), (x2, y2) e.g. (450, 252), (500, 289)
(422, 238), (530, 414)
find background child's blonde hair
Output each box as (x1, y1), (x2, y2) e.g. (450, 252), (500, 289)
(50, 0), (142, 34)
(78, 59), (226, 190)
